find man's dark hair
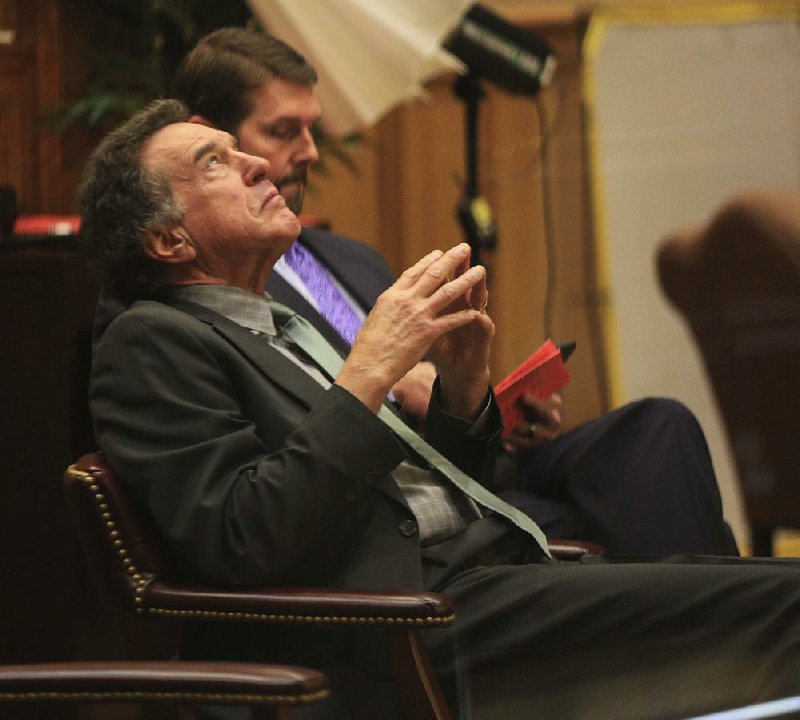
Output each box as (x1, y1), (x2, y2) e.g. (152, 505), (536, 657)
(173, 27), (318, 135)
(79, 99), (192, 302)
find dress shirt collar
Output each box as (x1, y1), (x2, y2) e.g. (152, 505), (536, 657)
(169, 285), (278, 337)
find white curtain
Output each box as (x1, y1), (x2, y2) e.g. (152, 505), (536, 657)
(246, 0), (472, 134)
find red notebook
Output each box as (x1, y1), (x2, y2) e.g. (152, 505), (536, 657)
(495, 339), (570, 437)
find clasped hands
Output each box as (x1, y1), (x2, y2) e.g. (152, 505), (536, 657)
(335, 243), (493, 419)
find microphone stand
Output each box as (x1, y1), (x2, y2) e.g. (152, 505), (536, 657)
(453, 70), (496, 268)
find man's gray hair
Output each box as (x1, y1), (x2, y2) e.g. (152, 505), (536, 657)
(79, 99), (191, 301)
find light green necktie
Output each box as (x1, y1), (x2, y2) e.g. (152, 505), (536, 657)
(271, 300), (551, 557)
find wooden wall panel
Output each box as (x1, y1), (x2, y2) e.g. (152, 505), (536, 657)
(0, 0), (90, 216)
(0, 0), (37, 215)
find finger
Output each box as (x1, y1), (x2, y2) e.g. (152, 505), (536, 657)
(411, 243), (472, 297)
(450, 247), (471, 281)
(520, 395), (550, 422)
(394, 249), (445, 290)
(511, 417), (556, 442)
(428, 265), (487, 316)
(428, 305), (492, 336)
(503, 435), (539, 454)
(468, 268), (489, 312)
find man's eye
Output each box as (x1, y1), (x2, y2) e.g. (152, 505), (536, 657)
(268, 126), (300, 141)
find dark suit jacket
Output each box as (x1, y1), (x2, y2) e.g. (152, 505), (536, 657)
(90, 295), (502, 592)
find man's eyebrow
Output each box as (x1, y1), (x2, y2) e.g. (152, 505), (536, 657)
(268, 116), (302, 123)
(264, 115), (317, 126)
(192, 140), (218, 165)
(191, 134), (237, 164)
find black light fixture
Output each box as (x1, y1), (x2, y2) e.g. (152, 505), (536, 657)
(444, 4), (556, 97)
(443, 4), (556, 264)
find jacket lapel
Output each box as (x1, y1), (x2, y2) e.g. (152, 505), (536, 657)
(164, 297), (327, 411)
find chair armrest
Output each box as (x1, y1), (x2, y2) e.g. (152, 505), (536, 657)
(141, 582), (456, 628)
(548, 539), (603, 560)
(0, 661), (328, 707)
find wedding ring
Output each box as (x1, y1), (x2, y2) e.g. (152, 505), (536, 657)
(473, 297), (489, 313)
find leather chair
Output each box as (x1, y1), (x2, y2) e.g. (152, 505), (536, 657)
(0, 660), (326, 719)
(657, 188), (800, 556)
(64, 452), (600, 719)
(65, 452), (456, 720)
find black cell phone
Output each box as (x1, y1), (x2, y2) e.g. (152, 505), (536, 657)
(557, 341), (576, 362)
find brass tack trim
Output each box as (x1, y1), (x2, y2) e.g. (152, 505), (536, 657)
(68, 464), (149, 610)
(0, 688), (330, 705)
(66, 465), (456, 631)
(145, 608), (455, 627)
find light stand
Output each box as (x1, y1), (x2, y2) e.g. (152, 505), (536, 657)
(453, 71), (496, 268)
(445, 3), (557, 266)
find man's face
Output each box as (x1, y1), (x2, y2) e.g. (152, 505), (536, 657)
(142, 122), (300, 278)
(236, 78), (322, 215)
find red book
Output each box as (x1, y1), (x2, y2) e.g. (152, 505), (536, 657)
(495, 339), (570, 437)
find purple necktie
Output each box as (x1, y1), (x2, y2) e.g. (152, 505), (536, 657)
(282, 242), (364, 346)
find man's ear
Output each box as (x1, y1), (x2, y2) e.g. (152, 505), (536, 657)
(189, 115), (213, 128)
(143, 227), (196, 264)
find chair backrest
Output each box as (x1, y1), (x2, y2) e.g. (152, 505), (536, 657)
(64, 452), (171, 616)
(657, 188), (800, 551)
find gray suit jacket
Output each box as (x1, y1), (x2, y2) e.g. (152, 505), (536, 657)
(90, 295), (501, 592)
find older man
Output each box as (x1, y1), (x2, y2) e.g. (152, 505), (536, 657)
(83, 100), (800, 720)
(93, 27), (737, 556)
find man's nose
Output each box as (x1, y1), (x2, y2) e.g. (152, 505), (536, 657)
(293, 127), (320, 166)
(238, 151), (270, 185)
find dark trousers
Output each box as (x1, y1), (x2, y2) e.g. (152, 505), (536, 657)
(422, 516), (800, 720)
(496, 397), (739, 555)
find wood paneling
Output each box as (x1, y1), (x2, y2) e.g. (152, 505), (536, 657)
(0, 0), (90, 216)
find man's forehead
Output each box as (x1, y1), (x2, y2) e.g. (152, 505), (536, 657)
(248, 78), (322, 121)
(142, 122), (234, 166)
